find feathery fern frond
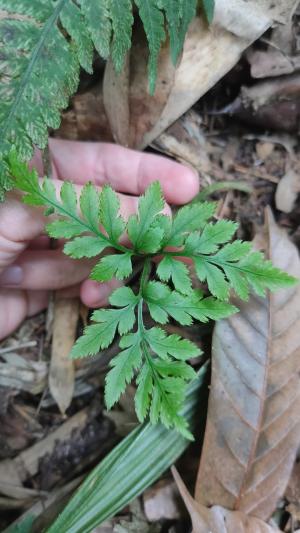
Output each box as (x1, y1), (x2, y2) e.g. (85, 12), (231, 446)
(10, 155), (297, 436)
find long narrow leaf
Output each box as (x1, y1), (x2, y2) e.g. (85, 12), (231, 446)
(47, 364), (208, 533)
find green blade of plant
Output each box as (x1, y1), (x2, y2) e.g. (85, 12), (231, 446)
(46, 364), (208, 533)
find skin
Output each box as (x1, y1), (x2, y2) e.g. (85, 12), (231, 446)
(0, 139), (199, 340)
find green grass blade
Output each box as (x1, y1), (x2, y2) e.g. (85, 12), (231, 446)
(46, 364), (208, 533)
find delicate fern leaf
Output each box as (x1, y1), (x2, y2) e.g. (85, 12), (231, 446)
(202, 0), (215, 24)
(71, 304), (137, 359)
(128, 181), (165, 251)
(9, 156), (92, 237)
(8, 153), (43, 205)
(149, 387), (161, 425)
(92, 305), (137, 337)
(78, 0), (111, 59)
(140, 226), (166, 254)
(146, 327), (201, 360)
(0, 0), (52, 19)
(192, 295), (237, 322)
(165, 202), (217, 247)
(64, 236), (108, 259)
(157, 0), (181, 64)
(91, 252), (133, 282)
(228, 266), (253, 300)
(234, 252), (297, 296)
(157, 256), (192, 295)
(175, 0), (197, 62)
(134, 0), (166, 93)
(105, 334), (143, 408)
(0, 17), (40, 51)
(144, 282), (193, 325)
(135, 364), (153, 422)
(80, 183), (100, 233)
(60, 181), (78, 215)
(149, 374), (192, 439)
(185, 220), (238, 255)
(154, 360), (197, 380)
(99, 185), (126, 244)
(60, 1), (93, 73)
(194, 258), (230, 300)
(70, 324), (110, 359)
(109, 286), (139, 307)
(153, 214), (172, 238)
(213, 240), (252, 262)
(0, 0), (80, 194)
(109, 0), (133, 71)
(197, 248), (298, 300)
(46, 220), (86, 239)
(144, 282), (236, 324)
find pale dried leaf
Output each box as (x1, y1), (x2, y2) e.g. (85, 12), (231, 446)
(275, 168), (300, 213)
(0, 355), (47, 394)
(143, 480), (181, 522)
(103, 56), (130, 146)
(213, 0), (298, 40)
(255, 142), (274, 161)
(247, 50), (300, 78)
(196, 210), (300, 520)
(49, 297), (79, 414)
(173, 468), (279, 533)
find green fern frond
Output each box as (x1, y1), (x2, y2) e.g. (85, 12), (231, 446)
(134, 0), (166, 94)
(10, 155), (298, 436)
(78, 0), (112, 59)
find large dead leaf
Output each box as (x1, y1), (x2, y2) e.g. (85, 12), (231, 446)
(103, 1), (298, 149)
(196, 210), (300, 520)
(173, 468), (280, 533)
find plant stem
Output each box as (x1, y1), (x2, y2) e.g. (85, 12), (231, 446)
(192, 180), (253, 202)
(139, 258), (151, 296)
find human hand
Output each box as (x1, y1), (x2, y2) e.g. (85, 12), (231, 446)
(0, 139), (199, 340)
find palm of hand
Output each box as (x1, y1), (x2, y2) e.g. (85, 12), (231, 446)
(0, 139), (198, 340)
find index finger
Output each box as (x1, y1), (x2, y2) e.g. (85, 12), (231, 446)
(49, 139), (199, 205)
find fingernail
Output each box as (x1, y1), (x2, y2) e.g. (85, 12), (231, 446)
(0, 266), (23, 286)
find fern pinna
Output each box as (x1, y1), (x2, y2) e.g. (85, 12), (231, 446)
(0, 0), (217, 200)
(8, 154), (297, 438)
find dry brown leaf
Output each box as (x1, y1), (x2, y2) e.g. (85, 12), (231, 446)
(173, 468), (280, 533)
(55, 84), (114, 142)
(0, 407), (91, 498)
(49, 297), (79, 414)
(104, 2), (298, 149)
(196, 210), (300, 520)
(153, 110), (211, 175)
(103, 28), (175, 148)
(224, 74), (300, 132)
